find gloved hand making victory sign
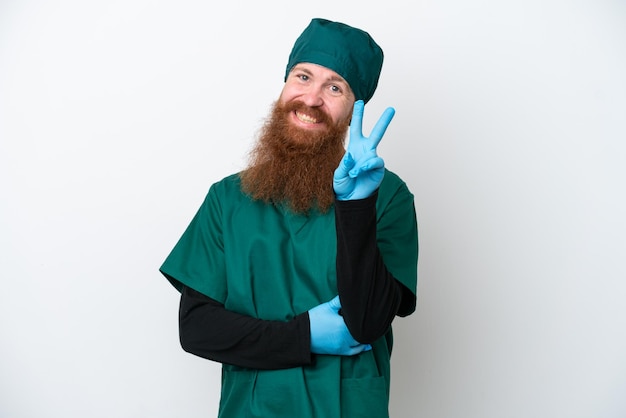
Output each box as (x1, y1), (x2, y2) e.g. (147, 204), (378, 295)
(333, 100), (396, 200)
(308, 296), (372, 355)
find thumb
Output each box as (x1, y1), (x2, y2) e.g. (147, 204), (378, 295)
(328, 295), (341, 311)
(334, 152), (355, 180)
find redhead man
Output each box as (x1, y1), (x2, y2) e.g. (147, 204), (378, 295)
(160, 18), (418, 418)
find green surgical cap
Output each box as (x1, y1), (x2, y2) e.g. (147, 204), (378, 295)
(285, 18), (384, 104)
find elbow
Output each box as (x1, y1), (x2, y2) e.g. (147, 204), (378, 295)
(344, 315), (393, 345)
(178, 309), (207, 357)
(352, 328), (387, 345)
(178, 317), (195, 354)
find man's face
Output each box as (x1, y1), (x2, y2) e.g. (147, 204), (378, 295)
(239, 63), (354, 214)
(279, 62), (355, 138)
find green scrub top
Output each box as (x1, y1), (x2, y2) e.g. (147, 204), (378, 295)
(160, 169), (418, 418)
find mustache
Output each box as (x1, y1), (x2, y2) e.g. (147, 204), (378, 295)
(282, 101), (332, 125)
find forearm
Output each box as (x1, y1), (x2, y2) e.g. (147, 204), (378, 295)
(335, 192), (412, 343)
(179, 286), (312, 370)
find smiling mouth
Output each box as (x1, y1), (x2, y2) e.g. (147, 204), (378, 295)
(295, 111), (319, 124)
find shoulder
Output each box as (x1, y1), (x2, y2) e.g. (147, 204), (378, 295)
(210, 172), (242, 191)
(205, 173), (246, 199)
(197, 173), (248, 213)
(378, 169), (414, 204)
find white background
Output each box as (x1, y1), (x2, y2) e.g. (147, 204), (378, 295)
(1, 1), (625, 417)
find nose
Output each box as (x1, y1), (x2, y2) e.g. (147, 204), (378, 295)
(301, 86), (324, 107)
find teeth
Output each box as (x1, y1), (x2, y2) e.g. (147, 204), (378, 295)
(296, 111), (318, 123)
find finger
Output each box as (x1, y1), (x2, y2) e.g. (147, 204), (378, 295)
(368, 107), (395, 148)
(347, 343), (372, 355)
(328, 295), (342, 310)
(349, 100), (365, 139)
(333, 152), (355, 180)
(349, 156), (384, 178)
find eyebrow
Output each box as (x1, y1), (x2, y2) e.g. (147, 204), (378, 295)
(293, 65), (349, 85)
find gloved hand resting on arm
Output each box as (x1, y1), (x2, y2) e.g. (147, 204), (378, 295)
(308, 296), (371, 355)
(333, 100), (395, 200)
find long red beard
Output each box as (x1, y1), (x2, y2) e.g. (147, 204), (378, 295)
(240, 100), (349, 214)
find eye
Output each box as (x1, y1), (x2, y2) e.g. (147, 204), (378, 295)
(329, 84), (343, 96)
(297, 74), (310, 82)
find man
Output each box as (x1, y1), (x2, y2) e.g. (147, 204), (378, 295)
(160, 18), (418, 418)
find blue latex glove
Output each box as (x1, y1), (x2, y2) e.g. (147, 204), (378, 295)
(308, 296), (372, 355)
(334, 100), (396, 200)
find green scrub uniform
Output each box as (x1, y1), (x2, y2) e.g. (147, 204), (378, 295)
(161, 169), (418, 418)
